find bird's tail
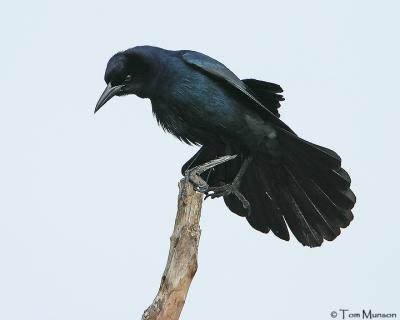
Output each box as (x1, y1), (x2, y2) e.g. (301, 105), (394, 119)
(182, 129), (355, 247)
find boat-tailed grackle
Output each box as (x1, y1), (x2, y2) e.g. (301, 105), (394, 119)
(95, 45), (356, 247)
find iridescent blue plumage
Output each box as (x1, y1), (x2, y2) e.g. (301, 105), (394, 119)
(96, 45), (355, 247)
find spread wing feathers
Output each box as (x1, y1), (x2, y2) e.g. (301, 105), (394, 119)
(181, 51), (294, 134)
(241, 79), (284, 117)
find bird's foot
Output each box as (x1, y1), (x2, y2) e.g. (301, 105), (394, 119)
(183, 155), (238, 198)
(205, 181), (250, 212)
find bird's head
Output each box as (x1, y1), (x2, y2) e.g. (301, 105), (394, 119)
(95, 46), (159, 113)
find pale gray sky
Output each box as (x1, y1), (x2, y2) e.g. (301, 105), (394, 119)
(1, 1), (399, 319)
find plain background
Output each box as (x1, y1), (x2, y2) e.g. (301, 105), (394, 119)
(1, 1), (399, 319)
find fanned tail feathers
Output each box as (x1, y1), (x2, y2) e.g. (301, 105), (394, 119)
(181, 129), (355, 247)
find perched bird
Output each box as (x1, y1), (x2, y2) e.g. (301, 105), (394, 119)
(95, 45), (355, 247)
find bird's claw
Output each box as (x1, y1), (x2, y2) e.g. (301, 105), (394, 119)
(183, 155), (238, 198)
(204, 185), (234, 200)
(193, 184), (209, 193)
(204, 183), (251, 211)
(183, 154), (250, 213)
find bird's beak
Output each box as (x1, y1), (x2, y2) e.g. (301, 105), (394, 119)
(94, 82), (124, 114)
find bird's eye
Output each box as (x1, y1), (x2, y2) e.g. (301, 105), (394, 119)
(124, 75), (132, 83)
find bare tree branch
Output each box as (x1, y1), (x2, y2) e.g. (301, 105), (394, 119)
(142, 179), (203, 320)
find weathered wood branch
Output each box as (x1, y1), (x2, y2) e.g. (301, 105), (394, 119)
(141, 155), (237, 319)
(141, 179), (203, 320)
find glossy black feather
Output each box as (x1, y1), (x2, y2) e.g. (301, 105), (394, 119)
(242, 79), (284, 117)
(101, 46), (356, 247)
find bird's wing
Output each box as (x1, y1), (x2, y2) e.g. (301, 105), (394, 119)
(181, 51), (294, 133)
(241, 79), (284, 118)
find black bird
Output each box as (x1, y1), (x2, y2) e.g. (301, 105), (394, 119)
(95, 45), (355, 247)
